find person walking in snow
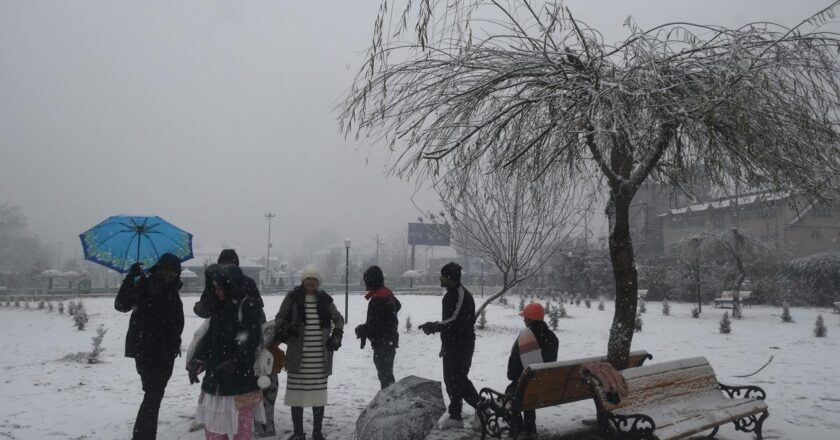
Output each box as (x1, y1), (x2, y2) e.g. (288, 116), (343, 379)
(115, 253), (185, 440)
(188, 264), (266, 440)
(354, 265), (401, 389)
(505, 303), (558, 439)
(273, 265), (344, 440)
(419, 262), (482, 429)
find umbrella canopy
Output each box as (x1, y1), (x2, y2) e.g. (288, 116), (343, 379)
(37, 269), (63, 278)
(180, 268), (198, 279)
(401, 270), (423, 278)
(79, 215), (194, 273)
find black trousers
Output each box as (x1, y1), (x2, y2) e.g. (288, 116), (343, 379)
(372, 345), (396, 389)
(506, 382), (536, 433)
(132, 357), (175, 440)
(442, 339), (480, 419)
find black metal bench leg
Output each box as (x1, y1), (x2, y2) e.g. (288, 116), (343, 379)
(732, 411), (768, 440)
(705, 426), (719, 438)
(754, 411), (768, 440)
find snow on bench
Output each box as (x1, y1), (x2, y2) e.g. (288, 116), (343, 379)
(714, 290), (752, 308)
(586, 357), (769, 440)
(476, 350), (653, 439)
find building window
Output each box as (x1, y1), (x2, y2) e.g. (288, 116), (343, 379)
(811, 230), (822, 240)
(815, 208), (832, 218)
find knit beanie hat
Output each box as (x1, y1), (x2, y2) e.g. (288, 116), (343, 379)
(441, 262), (462, 283)
(301, 265), (321, 283)
(217, 249), (239, 266)
(363, 265), (385, 290)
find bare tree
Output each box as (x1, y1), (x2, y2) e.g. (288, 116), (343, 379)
(341, 0), (840, 367)
(429, 154), (589, 316)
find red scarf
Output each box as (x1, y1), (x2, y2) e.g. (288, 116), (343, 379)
(365, 287), (396, 304)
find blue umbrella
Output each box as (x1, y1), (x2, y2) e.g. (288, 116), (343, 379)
(79, 215), (194, 273)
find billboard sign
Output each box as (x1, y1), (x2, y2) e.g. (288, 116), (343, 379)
(407, 223), (450, 246)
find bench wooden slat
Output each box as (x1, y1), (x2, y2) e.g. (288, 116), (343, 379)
(638, 392), (768, 440)
(518, 350), (651, 411)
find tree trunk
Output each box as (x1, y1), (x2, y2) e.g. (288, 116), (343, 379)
(606, 192), (638, 370)
(475, 271), (517, 317)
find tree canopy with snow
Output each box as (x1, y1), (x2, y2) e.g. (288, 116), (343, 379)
(341, 0), (840, 368)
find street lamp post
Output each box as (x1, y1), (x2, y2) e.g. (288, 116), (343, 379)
(344, 238), (351, 323)
(567, 251), (574, 299)
(265, 213), (276, 288)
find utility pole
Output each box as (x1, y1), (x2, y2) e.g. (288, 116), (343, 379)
(265, 213), (276, 287)
(57, 242), (62, 271)
(374, 234), (383, 266)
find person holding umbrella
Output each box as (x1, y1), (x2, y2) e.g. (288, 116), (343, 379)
(115, 253), (185, 440)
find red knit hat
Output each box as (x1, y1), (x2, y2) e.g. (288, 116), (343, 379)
(519, 303), (545, 321)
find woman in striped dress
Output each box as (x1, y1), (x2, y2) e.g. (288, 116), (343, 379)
(273, 265), (344, 440)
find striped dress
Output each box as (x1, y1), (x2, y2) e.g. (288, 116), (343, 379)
(284, 293), (328, 407)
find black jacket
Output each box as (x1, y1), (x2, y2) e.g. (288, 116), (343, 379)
(507, 320), (559, 382)
(357, 287), (401, 349)
(115, 271), (184, 359)
(275, 286), (338, 336)
(194, 295), (262, 396)
(438, 285), (476, 350)
(195, 266), (263, 320)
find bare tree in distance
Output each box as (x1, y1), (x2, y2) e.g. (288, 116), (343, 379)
(428, 155), (590, 317)
(341, 0), (840, 368)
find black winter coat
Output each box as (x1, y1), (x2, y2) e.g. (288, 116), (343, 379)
(507, 320), (559, 381)
(438, 285), (476, 352)
(195, 268), (263, 320)
(357, 287), (401, 349)
(115, 273), (184, 359)
(194, 296), (262, 396)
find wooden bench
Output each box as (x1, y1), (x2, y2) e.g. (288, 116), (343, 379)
(586, 357), (769, 440)
(833, 302), (840, 314)
(714, 290), (752, 308)
(476, 350), (653, 439)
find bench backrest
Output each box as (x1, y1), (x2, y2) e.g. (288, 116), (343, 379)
(516, 350), (652, 411)
(593, 357), (718, 412)
(721, 290), (752, 300)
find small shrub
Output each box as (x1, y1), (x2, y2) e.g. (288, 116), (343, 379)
(634, 312), (643, 332)
(598, 299), (605, 311)
(662, 299), (671, 316)
(47, 301), (54, 312)
(477, 309), (487, 330)
(4, 297), (9, 307)
(549, 308), (559, 331)
(68, 301), (77, 316)
(814, 315), (827, 337)
(38, 300), (45, 310)
(519, 297), (526, 312)
(574, 296), (582, 307)
(14, 297), (20, 308)
(781, 303), (793, 323)
(499, 297), (508, 306)
(74, 306), (89, 331)
(691, 307), (700, 318)
(584, 298), (591, 309)
(719, 312), (732, 334)
(558, 302), (567, 318)
(87, 325), (108, 364)
(24, 299), (30, 310)
(58, 301), (64, 314)
(405, 315), (412, 332)
(639, 300), (647, 314)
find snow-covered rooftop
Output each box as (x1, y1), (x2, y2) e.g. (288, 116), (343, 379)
(658, 191), (789, 217)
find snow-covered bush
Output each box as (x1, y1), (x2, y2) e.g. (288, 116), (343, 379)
(574, 296), (581, 307)
(719, 312), (732, 334)
(477, 309), (487, 330)
(549, 307), (559, 331)
(814, 315), (827, 337)
(38, 300), (45, 310)
(634, 312), (643, 332)
(598, 299), (605, 311)
(58, 301), (64, 314)
(584, 298), (591, 308)
(639, 300), (647, 314)
(519, 297), (525, 312)
(404, 315), (412, 333)
(74, 305), (89, 331)
(558, 302), (567, 318)
(662, 299), (671, 316)
(781, 303), (793, 323)
(87, 325), (108, 364)
(691, 307), (700, 318)
(14, 297), (20, 308)
(47, 301), (53, 312)
(68, 301), (77, 316)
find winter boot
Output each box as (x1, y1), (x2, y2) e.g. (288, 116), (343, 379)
(312, 432), (327, 440)
(286, 434), (305, 440)
(438, 416), (464, 430)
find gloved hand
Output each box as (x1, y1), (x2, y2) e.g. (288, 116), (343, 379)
(186, 359), (204, 384)
(327, 328), (343, 351)
(419, 322), (442, 335)
(126, 262), (145, 281)
(354, 324), (366, 340)
(217, 359), (237, 374)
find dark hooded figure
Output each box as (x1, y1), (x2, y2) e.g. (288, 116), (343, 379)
(419, 262), (482, 429)
(188, 264), (266, 439)
(355, 265), (401, 389)
(115, 253), (185, 440)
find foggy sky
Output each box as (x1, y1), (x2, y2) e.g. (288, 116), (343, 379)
(0, 0), (829, 261)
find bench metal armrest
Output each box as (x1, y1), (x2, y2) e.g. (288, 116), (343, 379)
(603, 413), (656, 440)
(719, 383), (767, 400)
(479, 387), (516, 415)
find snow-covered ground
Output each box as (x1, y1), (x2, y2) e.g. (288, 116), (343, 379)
(1, 293), (839, 439)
